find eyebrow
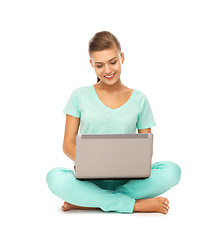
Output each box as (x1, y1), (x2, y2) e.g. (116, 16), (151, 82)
(94, 57), (117, 64)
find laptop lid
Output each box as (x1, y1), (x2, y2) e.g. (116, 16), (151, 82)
(75, 133), (153, 180)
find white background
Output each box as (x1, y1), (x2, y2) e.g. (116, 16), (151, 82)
(0, 0), (222, 239)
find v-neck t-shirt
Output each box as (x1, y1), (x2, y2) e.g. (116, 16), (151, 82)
(63, 85), (156, 134)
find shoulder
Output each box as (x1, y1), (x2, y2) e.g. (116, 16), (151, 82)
(70, 85), (91, 96)
(133, 88), (149, 102)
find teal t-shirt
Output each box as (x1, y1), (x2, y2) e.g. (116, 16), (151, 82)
(63, 85), (156, 166)
(63, 85), (156, 134)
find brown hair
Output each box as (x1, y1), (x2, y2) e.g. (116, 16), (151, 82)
(88, 31), (122, 83)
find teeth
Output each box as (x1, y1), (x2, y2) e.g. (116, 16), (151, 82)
(105, 73), (115, 78)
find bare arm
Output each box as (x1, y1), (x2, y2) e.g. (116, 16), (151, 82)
(138, 128), (151, 134)
(138, 128), (153, 156)
(63, 114), (80, 161)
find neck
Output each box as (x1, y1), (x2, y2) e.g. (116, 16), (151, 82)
(97, 79), (125, 93)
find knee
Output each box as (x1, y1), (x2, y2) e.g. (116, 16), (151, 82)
(164, 161), (181, 187)
(46, 167), (72, 193)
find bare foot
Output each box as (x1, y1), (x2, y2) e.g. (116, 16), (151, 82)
(133, 197), (169, 214)
(61, 201), (100, 211)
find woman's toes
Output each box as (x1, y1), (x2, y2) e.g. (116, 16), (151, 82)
(61, 202), (70, 211)
(164, 208), (168, 214)
(163, 203), (169, 210)
(162, 197), (169, 206)
(161, 205), (168, 214)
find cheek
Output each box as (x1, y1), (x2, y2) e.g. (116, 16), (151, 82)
(114, 64), (121, 72)
(111, 62), (120, 70)
(95, 68), (103, 75)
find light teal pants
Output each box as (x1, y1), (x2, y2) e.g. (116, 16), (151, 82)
(46, 161), (181, 213)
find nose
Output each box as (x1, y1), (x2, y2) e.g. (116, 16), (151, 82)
(104, 63), (112, 75)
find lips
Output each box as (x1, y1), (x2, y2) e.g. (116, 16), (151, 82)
(104, 73), (115, 79)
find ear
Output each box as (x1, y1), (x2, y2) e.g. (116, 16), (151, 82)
(121, 52), (125, 64)
(90, 59), (94, 67)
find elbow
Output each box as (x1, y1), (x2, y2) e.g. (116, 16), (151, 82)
(62, 141), (68, 154)
(62, 140), (76, 157)
(62, 143), (66, 154)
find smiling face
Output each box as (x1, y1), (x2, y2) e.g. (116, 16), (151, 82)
(90, 46), (125, 86)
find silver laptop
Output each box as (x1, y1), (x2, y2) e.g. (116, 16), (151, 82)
(74, 133), (153, 180)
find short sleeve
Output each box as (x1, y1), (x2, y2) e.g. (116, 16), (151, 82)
(136, 96), (156, 129)
(62, 90), (81, 118)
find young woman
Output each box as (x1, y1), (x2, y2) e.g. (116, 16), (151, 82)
(46, 31), (181, 214)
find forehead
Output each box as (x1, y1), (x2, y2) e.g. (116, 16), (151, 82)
(91, 48), (120, 63)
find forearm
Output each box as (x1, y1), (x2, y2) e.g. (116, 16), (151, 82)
(63, 142), (76, 161)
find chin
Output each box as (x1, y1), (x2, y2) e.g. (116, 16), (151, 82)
(105, 80), (118, 85)
(105, 77), (120, 84)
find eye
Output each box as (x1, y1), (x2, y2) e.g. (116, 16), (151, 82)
(96, 65), (102, 68)
(111, 61), (117, 64)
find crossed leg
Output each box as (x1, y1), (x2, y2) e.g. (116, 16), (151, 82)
(47, 161), (181, 214)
